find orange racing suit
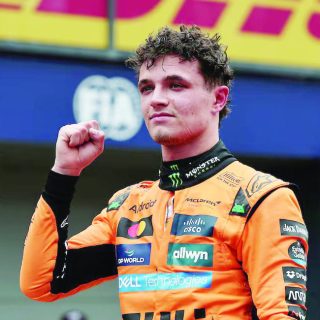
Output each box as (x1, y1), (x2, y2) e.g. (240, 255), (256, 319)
(20, 141), (308, 320)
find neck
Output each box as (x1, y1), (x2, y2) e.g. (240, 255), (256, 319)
(161, 135), (220, 162)
(159, 140), (236, 191)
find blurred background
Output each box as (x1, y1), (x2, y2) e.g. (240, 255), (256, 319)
(0, 0), (319, 319)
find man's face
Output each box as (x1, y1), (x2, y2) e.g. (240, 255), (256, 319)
(138, 55), (226, 147)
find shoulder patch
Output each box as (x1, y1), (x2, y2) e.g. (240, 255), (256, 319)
(107, 181), (155, 212)
(229, 187), (251, 217)
(245, 172), (277, 198)
(107, 191), (130, 212)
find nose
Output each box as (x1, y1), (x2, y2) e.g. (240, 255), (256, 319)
(150, 86), (169, 109)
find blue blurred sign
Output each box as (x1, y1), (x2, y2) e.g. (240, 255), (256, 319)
(0, 55), (319, 157)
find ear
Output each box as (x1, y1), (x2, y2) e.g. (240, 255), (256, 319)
(212, 85), (229, 113)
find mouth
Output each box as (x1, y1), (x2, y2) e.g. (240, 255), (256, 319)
(149, 112), (174, 120)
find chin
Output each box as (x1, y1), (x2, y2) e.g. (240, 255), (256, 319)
(152, 132), (188, 146)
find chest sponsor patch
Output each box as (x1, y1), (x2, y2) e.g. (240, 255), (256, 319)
(288, 241), (307, 267)
(184, 198), (221, 208)
(129, 200), (157, 214)
(167, 243), (213, 267)
(117, 216), (153, 239)
(118, 271), (213, 293)
(285, 286), (306, 307)
(282, 266), (307, 286)
(171, 214), (217, 237)
(217, 171), (244, 187)
(280, 219), (308, 241)
(116, 243), (151, 267)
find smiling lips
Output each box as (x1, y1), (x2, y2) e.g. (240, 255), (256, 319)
(150, 112), (174, 120)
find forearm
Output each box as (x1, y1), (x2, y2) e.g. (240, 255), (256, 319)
(20, 171), (77, 301)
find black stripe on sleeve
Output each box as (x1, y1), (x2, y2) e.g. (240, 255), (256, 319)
(43, 170), (78, 221)
(51, 244), (117, 294)
(43, 171), (117, 294)
(43, 171), (79, 289)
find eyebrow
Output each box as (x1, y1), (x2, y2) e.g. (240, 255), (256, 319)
(138, 75), (188, 88)
(138, 79), (150, 88)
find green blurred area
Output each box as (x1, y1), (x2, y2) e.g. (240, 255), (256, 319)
(0, 143), (319, 319)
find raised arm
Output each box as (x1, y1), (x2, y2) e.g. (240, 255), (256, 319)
(20, 121), (118, 301)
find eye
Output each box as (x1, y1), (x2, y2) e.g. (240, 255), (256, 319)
(139, 85), (153, 94)
(170, 82), (184, 89)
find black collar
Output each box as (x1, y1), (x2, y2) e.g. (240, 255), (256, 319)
(159, 140), (236, 191)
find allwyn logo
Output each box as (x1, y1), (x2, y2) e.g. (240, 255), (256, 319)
(174, 247), (208, 262)
(168, 243), (213, 267)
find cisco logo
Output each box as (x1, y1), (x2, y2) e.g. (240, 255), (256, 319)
(171, 214), (217, 237)
(73, 75), (143, 141)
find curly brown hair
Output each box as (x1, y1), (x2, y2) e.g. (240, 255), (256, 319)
(126, 25), (234, 122)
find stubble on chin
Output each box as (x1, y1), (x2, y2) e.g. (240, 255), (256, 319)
(150, 129), (187, 146)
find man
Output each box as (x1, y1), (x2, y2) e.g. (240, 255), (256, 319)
(20, 25), (308, 320)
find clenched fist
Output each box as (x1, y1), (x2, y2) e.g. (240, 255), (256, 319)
(52, 120), (105, 176)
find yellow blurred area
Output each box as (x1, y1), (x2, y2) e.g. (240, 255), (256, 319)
(0, 12), (108, 48)
(0, 0), (319, 68)
(116, 0), (320, 69)
(0, 0), (23, 4)
(0, 0), (108, 48)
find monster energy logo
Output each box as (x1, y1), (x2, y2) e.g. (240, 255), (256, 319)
(170, 164), (179, 171)
(169, 172), (183, 188)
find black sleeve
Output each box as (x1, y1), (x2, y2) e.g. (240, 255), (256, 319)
(44, 171), (117, 294)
